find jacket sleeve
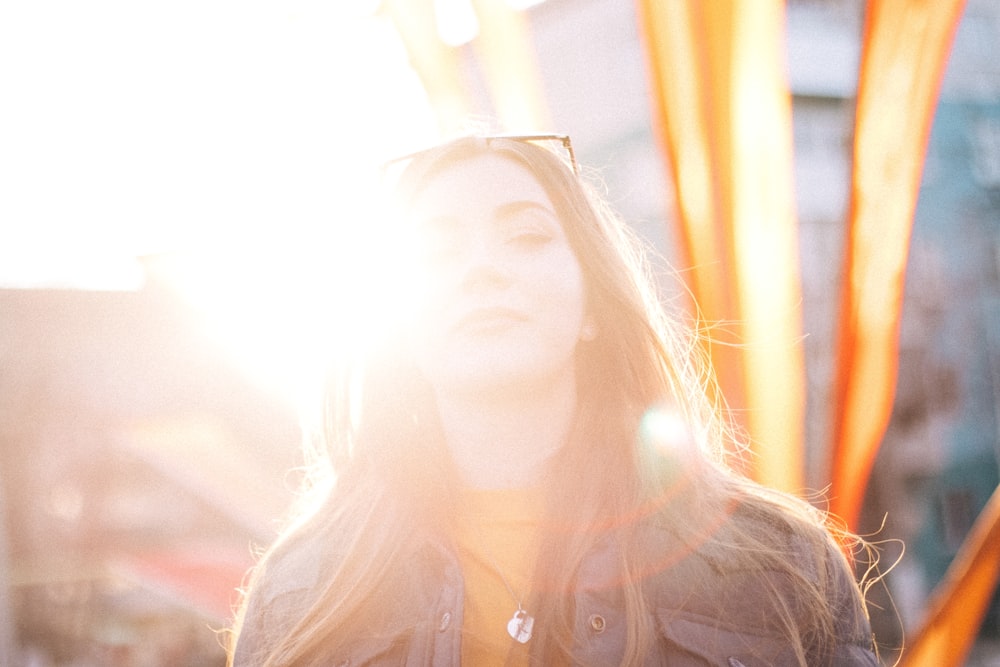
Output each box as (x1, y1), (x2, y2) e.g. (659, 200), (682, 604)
(651, 549), (879, 666)
(823, 539), (879, 665)
(645, 513), (880, 666)
(230, 565), (309, 666)
(230, 540), (326, 667)
(230, 574), (269, 667)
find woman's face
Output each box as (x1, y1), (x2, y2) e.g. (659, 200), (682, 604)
(404, 152), (590, 397)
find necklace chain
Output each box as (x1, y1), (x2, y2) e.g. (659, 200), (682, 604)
(472, 522), (535, 643)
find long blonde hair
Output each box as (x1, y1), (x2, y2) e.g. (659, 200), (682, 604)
(229, 136), (869, 666)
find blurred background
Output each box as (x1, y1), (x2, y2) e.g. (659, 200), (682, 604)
(1, 0), (999, 664)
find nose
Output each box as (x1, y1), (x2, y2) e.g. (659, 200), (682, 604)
(458, 231), (509, 293)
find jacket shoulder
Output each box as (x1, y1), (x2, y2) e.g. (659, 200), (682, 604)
(640, 502), (878, 665)
(231, 532), (332, 665)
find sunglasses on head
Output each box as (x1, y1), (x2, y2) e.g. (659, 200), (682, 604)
(381, 133), (579, 180)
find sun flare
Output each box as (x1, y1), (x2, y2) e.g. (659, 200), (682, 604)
(19, 1), (452, 413)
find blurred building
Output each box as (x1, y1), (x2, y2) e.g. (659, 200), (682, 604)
(862, 66), (1000, 661)
(0, 283), (301, 665)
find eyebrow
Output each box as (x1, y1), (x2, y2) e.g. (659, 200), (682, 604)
(414, 199), (558, 229)
(494, 200), (559, 223)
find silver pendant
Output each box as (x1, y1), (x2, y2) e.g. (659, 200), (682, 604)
(507, 609), (534, 643)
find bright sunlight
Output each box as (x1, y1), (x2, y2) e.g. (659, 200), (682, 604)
(1, 1), (443, 410)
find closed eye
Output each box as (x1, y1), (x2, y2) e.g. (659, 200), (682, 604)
(497, 201), (560, 248)
(506, 227), (553, 247)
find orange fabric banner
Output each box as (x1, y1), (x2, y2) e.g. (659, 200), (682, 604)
(384, 0), (549, 134)
(902, 485), (1000, 667)
(384, 0), (471, 134)
(829, 0), (965, 530)
(636, 0), (805, 492)
(470, 0), (550, 131)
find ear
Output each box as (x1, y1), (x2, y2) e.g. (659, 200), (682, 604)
(580, 316), (598, 342)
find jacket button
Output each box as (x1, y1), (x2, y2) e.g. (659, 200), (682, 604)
(438, 611), (452, 632)
(588, 614), (606, 633)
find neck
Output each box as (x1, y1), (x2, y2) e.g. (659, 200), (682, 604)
(434, 374), (578, 489)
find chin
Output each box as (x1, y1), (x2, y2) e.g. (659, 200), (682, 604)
(432, 359), (578, 400)
(433, 366), (537, 395)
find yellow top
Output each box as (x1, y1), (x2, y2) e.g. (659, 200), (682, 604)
(453, 487), (543, 667)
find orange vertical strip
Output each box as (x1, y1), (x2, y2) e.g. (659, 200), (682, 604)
(636, 0), (804, 491)
(829, 0), (965, 529)
(385, 0), (549, 136)
(634, 0), (745, 453)
(724, 1), (805, 492)
(634, 0), (730, 325)
(902, 485), (1000, 667)
(384, 0), (471, 135)
(471, 0), (550, 130)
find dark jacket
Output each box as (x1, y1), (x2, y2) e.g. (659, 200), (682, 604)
(233, 509), (878, 666)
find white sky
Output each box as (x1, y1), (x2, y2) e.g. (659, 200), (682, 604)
(0, 0), (444, 404)
(0, 0), (438, 290)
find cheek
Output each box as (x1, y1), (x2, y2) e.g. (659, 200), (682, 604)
(404, 275), (454, 357)
(406, 274), (454, 342)
(543, 260), (589, 334)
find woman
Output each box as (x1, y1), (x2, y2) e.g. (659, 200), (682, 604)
(229, 134), (878, 666)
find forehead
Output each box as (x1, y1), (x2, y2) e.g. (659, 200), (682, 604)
(408, 153), (555, 218)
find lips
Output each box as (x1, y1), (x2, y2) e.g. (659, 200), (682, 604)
(452, 306), (526, 334)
